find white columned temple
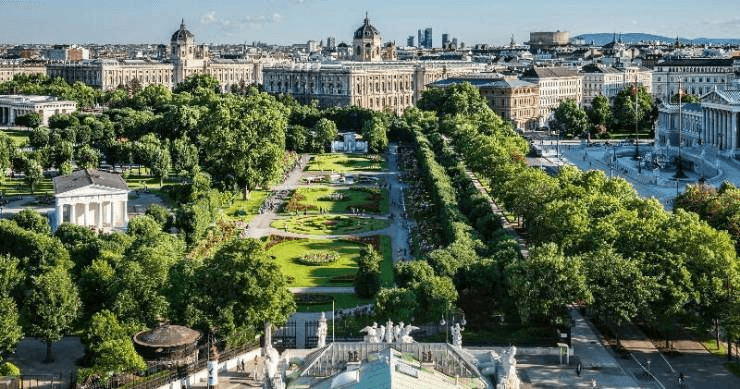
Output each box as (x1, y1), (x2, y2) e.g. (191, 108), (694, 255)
(52, 169), (130, 232)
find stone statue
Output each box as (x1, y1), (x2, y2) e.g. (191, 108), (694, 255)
(317, 312), (328, 348)
(400, 324), (419, 344)
(497, 346), (520, 389)
(264, 346), (280, 380)
(360, 322), (381, 343)
(451, 323), (463, 348)
(393, 322), (404, 343)
(384, 319), (394, 343)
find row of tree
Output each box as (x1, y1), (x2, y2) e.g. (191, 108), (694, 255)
(429, 82), (740, 348)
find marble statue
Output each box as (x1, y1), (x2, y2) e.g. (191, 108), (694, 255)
(360, 322), (382, 343)
(317, 312), (328, 348)
(399, 324), (419, 343)
(385, 319), (394, 343)
(451, 323), (463, 348)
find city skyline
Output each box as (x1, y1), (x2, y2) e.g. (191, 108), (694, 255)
(1, 0), (740, 46)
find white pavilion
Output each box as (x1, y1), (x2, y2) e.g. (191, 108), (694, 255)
(52, 169), (129, 231)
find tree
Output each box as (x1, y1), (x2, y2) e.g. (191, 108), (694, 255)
(394, 260), (435, 288)
(23, 158), (43, 194)
(412, 275), (458, 323)
(584, 246), (656, 344)
(13, 209), (51, 235)
(173, 238), (295, 337)
(0, 294), (23, 356)
(174, 74), (221, 94)
(552, 98), (589, 137)
(506, 243), (590, 324)
(312, 118), (338, 153)
(671, 93), (700, 104)
(200, 93), (287, 199)
(15, 112), (42, 129)
(75, 144), (101, 169)
(23, 265), (81, 362)
(29, 127), (50, 149)
(362, 116), (388, 153)
(588, 95), (612, 132)
(354, 247), (383, 298)
(171, 136), (198, 176)
(83, 310), (146, 378)
(374, 288), (417, 323)
(613, 85), (654, 132)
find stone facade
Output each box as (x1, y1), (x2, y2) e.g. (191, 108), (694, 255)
(580, 64), (652, 106)
(431, 77), (540, 130)
(655, 83), (740, 157)
(46, 20), (263, 92)
(263, 62), (483, 114)
(522, 67), (583, 127)
(0, 62), (46, 83)
(0, 95), (77, 126)
(353, 15), (383, 62)
(651, 57), (740, 102)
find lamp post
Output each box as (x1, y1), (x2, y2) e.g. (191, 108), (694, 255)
(631, 80), (642, 173)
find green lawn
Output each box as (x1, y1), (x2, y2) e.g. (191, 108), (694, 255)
(0, 177), (53, 198)
(294, 293), (374, 313)
(1, 129), (30, 146)
(307, 153), (385, 173)
(224, 190), (270, 223)
(284, 186), (389, 214)
(267, 238), (367, 287)
(271, 215), (390, 235)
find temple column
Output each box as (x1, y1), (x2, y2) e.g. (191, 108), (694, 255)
(82, 203), (88, 226)
(732, 112), (738, 153)
(55, 204), (63, 229)
(97, 201), (103, 229)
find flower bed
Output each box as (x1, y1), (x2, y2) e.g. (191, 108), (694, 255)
(297, 251), (340, 266)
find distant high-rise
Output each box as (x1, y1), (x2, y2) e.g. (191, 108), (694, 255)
(407, 36), (415, 47)
(442, 33), (449, 49)
(424, 28), (433, 48)
(418, 30), (423, 48)
(326, 37), (336, 51)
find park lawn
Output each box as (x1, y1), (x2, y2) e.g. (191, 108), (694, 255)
(267, 238), (367, 287)
(285, 186), (389, 214)
(0, 177), (53, 197)
(307, 153), (385, 173)
(294, 293), (374, 313)
(1, 129), (30, 146)
(271, 215), (390, 235)
(224, 190), (270, 223)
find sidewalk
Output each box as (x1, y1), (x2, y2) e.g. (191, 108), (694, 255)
(569, 308), (642, 388)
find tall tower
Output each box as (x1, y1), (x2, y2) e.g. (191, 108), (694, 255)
(353, 13), (383, 62)
(171, 19), (196, 84)
(424, 28), (433, 48)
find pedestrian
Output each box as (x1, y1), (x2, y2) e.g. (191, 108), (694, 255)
(576, 362), (581, 376)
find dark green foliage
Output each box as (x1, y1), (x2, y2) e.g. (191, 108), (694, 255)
(15, 112), (42, 128)
(12, 209), (51, 235)
(353, 247), (383, 298)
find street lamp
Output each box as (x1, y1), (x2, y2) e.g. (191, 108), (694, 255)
(631, 82), (642, 174)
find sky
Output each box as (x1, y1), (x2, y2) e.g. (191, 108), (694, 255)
(1, 0), (740, 46)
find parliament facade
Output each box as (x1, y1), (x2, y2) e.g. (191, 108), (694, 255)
(46, 20), (264, 91)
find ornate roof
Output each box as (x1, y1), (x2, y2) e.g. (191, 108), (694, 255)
(133, 324), (201, 348)
(171, 19), (194, 42)
(354, 14), (380, 40)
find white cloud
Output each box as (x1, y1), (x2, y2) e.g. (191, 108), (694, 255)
(200, 10), (283, 33)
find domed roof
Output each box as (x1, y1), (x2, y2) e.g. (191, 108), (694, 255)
(133, 324), (201, 348)
(354, 14), (380, 40)
(171, 19), (194, 42)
